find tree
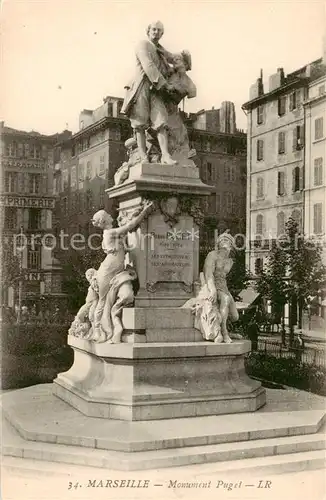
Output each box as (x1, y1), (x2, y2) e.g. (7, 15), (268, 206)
(255, 244), (288, 343)
(0, 242), (21, 306)
(255, 218), (326, 346)
(227, 248), (252, 300)
(285, 218), (326, 344)
(58, 247), (105, 312)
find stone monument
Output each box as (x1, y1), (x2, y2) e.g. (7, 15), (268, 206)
(13, 23), (325, 477)
(53, 20), (266, 422)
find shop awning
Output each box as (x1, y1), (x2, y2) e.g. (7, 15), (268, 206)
(236, 287), (260, 310)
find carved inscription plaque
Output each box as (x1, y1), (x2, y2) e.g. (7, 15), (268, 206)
(147, 213), (195, 288)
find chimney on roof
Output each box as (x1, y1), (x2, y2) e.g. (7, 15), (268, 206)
(269, 67), (284, 92)
(220, 101), (236, 134)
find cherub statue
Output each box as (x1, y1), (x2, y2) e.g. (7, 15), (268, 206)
(114, 137), (141, 186)
(68, 268), (99, 339)
(90, 200), (153, 343)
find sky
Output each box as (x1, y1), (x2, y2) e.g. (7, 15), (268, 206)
(1, 0), (325, 135)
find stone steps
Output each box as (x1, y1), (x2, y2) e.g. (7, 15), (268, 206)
(2, 450), (326, 479)
(2, 385), (325, 452)
(2, 416), (325, 471)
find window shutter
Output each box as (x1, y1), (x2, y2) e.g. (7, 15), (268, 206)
(314, 161), (318, 186)
(292, 168), (297, 192)
(299, 166), (304, 190)
(282, 171), (286, 195)
(42, 173), (48, 195)
(313, 204), (322, 234)
(292, 127), (297, 151)
(298, 125), (304, 148)
(296, 89), (302, 107)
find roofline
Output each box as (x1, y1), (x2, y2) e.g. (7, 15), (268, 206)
(242, 77), (308, 111)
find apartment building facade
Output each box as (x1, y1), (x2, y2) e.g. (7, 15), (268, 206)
(304, 73), (326, 266)
(0, 122), (71, 310)
(243, 59), (325, 275)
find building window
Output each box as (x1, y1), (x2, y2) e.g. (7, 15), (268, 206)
(314, 157), (323, 186)
(62, 197), (68, 216)
(216, 193), (221, 212)
(293, 125), (304, 150)
(277, 212), (285, 236)
(4, 207), (17, 229)
(71, 166), (77, 190)
(110, 128), (121, 141)
(17, 143), (24, 157)
(315, 117), (324, 140)
(277, 171), (286, 196)
(27, 244), (41, 269)
(4, 171), (18, 193)
(278, 131), (286, 154)
(86, 189), (93, 210)
(255, 258), (263, 274)
(32, 145), (41, 158)
(79, 163), (84, 182)
(28, 208), (41, 230)
(99, 185), (105, 207)
(51, 275), (62, 293)
(256, 140), (264, 161)
(209, 193), (216, 213)
(224, 164), (235, 182)
(86, 161), (92, 179)
(5, 141), (17, 157)
(201, 197), (209, 213)
(225, 192), (233, 214)
(78, 192), (84, 212)
(318, 85), (325, 96)
(62, 169), (69, 189)
(107, 102), (113, 116)
(291, 209), (302, 232)
(99, 154), (106, 174)
(71, 192), (77, 212)
(256, 177), (264, 199)
(313, 203), (323, 234)
(289, 89), (301, 111)
(257, 105), (264, 125)
(292, 165), (301, 192)
(28, 173), (41, 194)
(278, 95), (286, 116)
(256, 214), (263, 235)
(83, 137), (90, 151)
(117, 100), (123, 115)
(54, 175), (61, 195)
(207, 162), (212, 181)
(23, 143), (30, 157)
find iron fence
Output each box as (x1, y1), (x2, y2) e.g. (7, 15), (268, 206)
(256, 339), (326, 369)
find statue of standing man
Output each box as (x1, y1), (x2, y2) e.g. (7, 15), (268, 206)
(121, 21), (177, 165)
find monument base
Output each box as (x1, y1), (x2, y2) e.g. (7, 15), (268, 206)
(53, 337), (266, 421)
(2, 384), (326, 472)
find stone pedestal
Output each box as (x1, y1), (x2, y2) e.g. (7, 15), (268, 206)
(107, 163), (213, 307)
(53, 337), (265, 421)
